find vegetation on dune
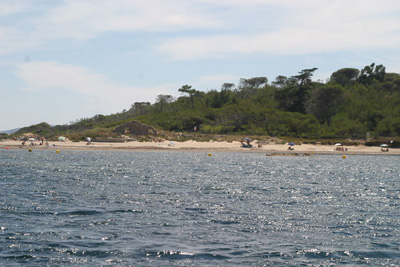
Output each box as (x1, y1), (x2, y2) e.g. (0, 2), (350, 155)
(9, 63), (400, 142)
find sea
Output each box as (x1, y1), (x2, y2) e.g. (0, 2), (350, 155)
(1, 149), (399, 266)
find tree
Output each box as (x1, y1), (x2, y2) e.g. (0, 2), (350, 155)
(357, 63), (386, 85)
(155, 94), (174, 113)
(330, 68), (359, 86)
(221, 83), (235, 91)
(274, 86), (297, 112)
(208, 88), (232, 108)
(239, 77), (268, 88)
(293, 68), (318, 88)
(178, 85), (199, 109)
(382, 73), (400, 94)
(131, 102), (151, 115)
(272, 75), (288, 88)
(309, 85), (344, 126)
(291, 68), (318, 113)
(237, 77), (268, 99)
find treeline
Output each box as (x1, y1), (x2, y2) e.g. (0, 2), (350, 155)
(13, 63), (400, 140)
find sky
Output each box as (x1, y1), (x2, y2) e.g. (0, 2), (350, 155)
(1, 0), (400, 131)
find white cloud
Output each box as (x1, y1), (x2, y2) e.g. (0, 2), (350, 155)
(0, 1), (28, 17)
(158, 0), (400, 60)
(13, 61), (177, 113)
(0, 0), (221, 57)
(27, 0), (220, 41)
(2, 0), (399, 60)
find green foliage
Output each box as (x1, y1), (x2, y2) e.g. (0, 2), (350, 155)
(330, 68), (359, 86)
(155, 94), (174, 112)
(330, 113), (367, 139)
(375, 117), (400, 136)
(264, 112), (321, 138)
(239, 77), (268, 88)
(309, 85), (345, 126)
(357, 63), (386, 85)
(201, 125), (235, 134)
(13, 63), (400, 140)
(274, 68), (319, 114)
(66, 128), (117, 142)
(178, 85), (200, 109)
(272, 75), (288, 88)
(14, 122), (52, 137)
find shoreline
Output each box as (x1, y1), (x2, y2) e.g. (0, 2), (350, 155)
(1, 140), (399, 155)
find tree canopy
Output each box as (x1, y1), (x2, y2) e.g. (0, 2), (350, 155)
(13, 63), (400, 140)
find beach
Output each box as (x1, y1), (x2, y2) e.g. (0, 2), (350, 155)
(1, 139), (398, 155)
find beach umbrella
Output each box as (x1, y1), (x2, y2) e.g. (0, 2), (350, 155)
(243, 137), (252, 142)
(335, 143), (342, 146)
(28, 138), (35, 141)
(380, 144), (388, 147)
(289, 142), (295, 146)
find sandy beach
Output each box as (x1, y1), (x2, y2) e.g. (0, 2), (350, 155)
(1, 139), (398, 155)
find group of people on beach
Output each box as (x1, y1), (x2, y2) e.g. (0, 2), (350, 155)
(335, 146), (347, 151)
(21, 137), (46, 146)
(240, 138), (264, 149)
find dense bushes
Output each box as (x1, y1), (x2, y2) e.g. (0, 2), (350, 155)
(13, 64), (400, 140)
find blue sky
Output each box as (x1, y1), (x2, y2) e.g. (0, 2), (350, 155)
(1, 0), (400, 131)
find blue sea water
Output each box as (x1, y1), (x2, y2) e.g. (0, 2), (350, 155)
(0, 150), (399, 266)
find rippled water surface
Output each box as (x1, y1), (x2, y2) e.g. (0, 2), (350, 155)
(1, 150), (399, 266)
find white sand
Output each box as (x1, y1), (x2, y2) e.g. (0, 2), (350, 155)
(1, 140), (398, 155)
